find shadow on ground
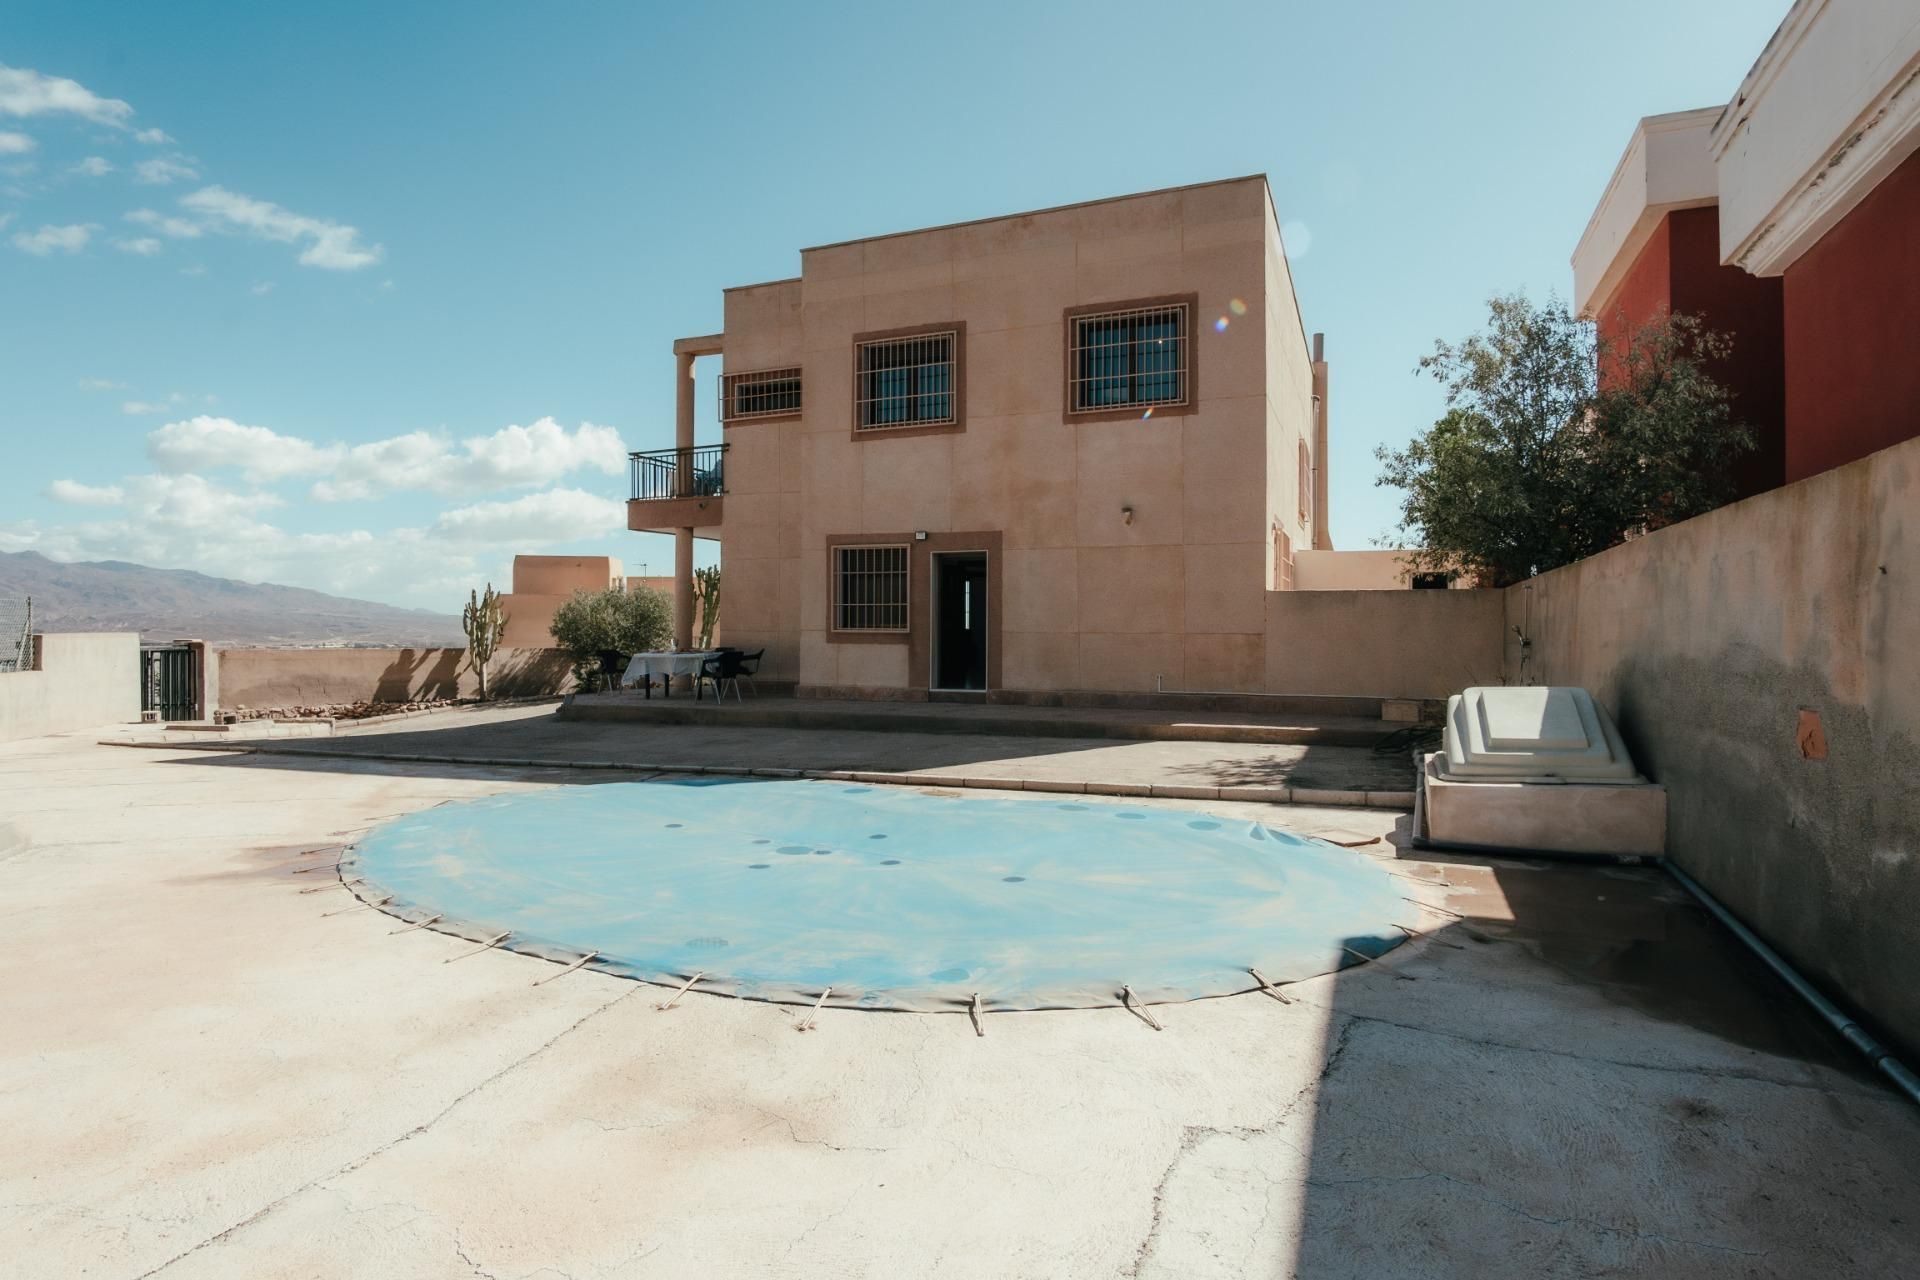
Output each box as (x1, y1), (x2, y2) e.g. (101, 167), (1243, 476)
(156, 704), (1417, 792)
(1135, 831), (1920, 1277)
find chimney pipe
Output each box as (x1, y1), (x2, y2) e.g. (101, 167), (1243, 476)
(1310, 332), (1331, 550)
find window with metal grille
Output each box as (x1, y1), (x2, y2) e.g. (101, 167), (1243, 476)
(1069, 302), (1188, 412)
(833, 544), (910, 631)
(720, 367), (802, 422)
(856, 331), (956, 429)
(1298, 439), (1313, 525)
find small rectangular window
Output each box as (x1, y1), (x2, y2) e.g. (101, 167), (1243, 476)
(856, 331), (956, 430)
(833, 544), (910, 631)
(720, 368), (802, 422)
(1298, 439), (1313, 526)
(1069, 302), (1189, 413)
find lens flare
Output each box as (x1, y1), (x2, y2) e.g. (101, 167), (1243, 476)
(1228, 297), (1248, 316)
(1141, 406), (1155, 420)
(1213, 316), (1229, 333)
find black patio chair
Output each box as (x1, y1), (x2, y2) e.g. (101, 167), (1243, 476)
(596, 650), (629, 693)
(733, 648), (765, 697)
(694, 649), (747, 703)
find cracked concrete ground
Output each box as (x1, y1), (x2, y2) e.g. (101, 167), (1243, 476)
(3, 721), (1917, 1278)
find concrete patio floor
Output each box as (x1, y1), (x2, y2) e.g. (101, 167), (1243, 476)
(4, 718), (1918, 1279)
(124, 700), (1421, 799)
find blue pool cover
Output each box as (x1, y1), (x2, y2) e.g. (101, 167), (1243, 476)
(344, 778), (1408, 1011)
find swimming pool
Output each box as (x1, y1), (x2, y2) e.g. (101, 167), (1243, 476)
(344, 778), (1408, 1011)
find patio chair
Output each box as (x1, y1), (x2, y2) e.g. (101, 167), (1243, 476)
(733, 648), (765, 697)
(596, 649), (629, 693)
(694, 649), (746, 703)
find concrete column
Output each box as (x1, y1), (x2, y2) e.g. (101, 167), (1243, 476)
(673, 349), (696, 648)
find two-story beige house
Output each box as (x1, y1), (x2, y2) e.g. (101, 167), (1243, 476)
(631, 175), (1334, 699)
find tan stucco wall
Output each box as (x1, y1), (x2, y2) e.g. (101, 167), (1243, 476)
(717, 177), (1318, 696)
(1508, 433), (1920, 1058)
(1294, 549), (1439, 590)
(0, 633), (141, 742)
(1263, 590), (1506, 699)
(215, 647), (574, 710)
(1262, 202), (1316, 581)
(509, 555), (621, 596)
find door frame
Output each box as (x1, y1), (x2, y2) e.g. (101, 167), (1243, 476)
(928, 549), (991, 693)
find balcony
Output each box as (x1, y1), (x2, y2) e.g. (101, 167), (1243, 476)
(627, 443), (727, 533)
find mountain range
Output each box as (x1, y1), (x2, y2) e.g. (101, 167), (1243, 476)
(0, 551), (464, 647)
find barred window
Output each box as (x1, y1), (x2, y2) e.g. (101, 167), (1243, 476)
(856, 331), (956, 429)
(1069, 302), (1188, 412)
(720, 367), (802, 422)
(833, 544), (909, 631)
(1298, 439), (1313, 525)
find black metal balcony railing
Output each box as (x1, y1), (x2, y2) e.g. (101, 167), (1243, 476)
(630, 443), (727, 501)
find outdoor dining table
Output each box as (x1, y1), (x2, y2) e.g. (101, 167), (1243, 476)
(622, 650), (721, 699)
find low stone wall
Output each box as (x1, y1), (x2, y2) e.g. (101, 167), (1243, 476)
(1263, 588), (1507, 700)
(215, 646), (575, 712)
(1509, 433), (1920, 1058)
(0, 633), (141, 742)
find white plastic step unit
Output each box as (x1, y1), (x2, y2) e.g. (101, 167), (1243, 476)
(1437, 685), (1644, 784)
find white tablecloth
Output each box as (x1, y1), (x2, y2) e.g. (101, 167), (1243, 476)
(622, 651), (719, 686)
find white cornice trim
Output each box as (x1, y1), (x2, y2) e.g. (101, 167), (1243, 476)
(1729, 54), (1920, 276)
(1710, 0), (1828, 160)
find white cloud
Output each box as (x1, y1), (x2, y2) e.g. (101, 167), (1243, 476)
(77, 376), (125, 391)
(126, 207), (205, 239)
(116, 236), (162, 256)
(147, 415), (340, 481)
(134, 127), (172, 145)
(430, 487), (626, 545)
(178, 263), (206, 276)
(47, 479), (124, 506)
(250, 279), (274, 295)
(70, 154), (113, 176)
(313, 418), (628, 501)
(178, 185), (382, 270)
(134, 155), (198, 185)
(11, 222), (95, 255)
(0, 130), (33, 154)
(0, 65), (133, 127)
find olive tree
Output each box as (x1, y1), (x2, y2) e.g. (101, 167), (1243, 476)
(1376, 293), (1753, 586)
(549, 585), (673, 684)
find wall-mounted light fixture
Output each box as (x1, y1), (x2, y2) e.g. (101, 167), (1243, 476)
(1121, 505), (1135, 526)
(914, 530), (928, 541)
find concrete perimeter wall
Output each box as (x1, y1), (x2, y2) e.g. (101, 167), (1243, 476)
(216, 647), (575, 711)
(1262, 589), (1506, 699)
(0, 633), (141, 742)
(1509, 434), (1920, 1058)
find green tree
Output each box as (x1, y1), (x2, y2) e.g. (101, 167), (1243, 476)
(1376, 293), (1752, 586)
(549, 585), (673, 683)
(461, 584), (507, 700)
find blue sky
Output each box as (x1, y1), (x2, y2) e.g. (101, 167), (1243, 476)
(1, 1), (1786, 612)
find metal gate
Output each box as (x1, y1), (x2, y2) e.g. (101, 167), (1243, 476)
(141, 645), (200, 722)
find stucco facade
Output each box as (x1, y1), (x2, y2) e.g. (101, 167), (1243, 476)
(1572, 1), (1920, 492)
(643, 177), (1325, 699)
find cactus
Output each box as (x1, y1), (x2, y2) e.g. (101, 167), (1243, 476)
(462, 584), (508, 700)
(694, 566), (721, 650)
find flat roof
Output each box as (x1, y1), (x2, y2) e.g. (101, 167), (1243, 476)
(799, 173), (1270, 255)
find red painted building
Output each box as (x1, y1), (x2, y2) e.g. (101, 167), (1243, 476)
(1573, 1), (1920, 493)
